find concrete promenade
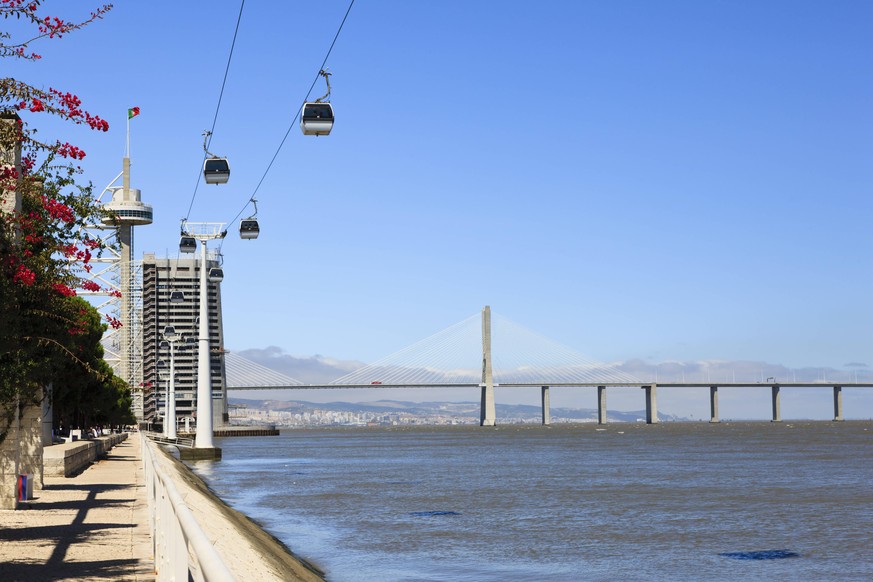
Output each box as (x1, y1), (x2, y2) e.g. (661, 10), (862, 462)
(1, 431), (326, 581)
(0, 432), (153, 581)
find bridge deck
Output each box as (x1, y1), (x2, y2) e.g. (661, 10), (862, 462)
(227, 382), (873, 390)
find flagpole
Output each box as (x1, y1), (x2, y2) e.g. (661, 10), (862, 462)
(126, 110), (130, 159)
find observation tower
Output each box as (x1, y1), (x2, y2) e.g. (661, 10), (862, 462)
(80, 153), (152, 421)
(101, 157), (152, 386)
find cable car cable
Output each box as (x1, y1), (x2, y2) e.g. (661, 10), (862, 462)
(221, 0), (356, 235)
(183, 0), (246, 221)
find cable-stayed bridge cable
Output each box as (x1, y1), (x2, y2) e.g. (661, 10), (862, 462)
(225, 350), (304, 388)
(328, 311), (644, 387)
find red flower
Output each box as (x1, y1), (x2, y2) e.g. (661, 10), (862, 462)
(56, 141), (86, 160)
(52, 283), (77, 297)
(21, 155), (35, 173)
(13, 265), (36, 285)
(41, 195), (75, 223)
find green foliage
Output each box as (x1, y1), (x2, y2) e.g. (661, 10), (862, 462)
(50, 297), (136, 429)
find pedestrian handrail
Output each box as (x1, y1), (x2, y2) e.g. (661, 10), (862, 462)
(142, 436), (235, 581)
(144, 431), (195, 448)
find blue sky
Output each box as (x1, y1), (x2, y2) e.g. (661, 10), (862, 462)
(7, 1), (873, 379)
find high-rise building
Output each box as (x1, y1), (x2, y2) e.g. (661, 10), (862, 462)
(141, 253), (228, 432)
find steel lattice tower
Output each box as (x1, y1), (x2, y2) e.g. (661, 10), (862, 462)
(78, 156), (152, 421)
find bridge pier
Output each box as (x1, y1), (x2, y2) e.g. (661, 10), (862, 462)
(771, 385), (781, 422)
(480, 385), (495, 426)
(833, 386), (843, 421)
(709, 386), (719, 423)
(541, 386), (550, 425)
(643, 385), (658, 424)
(597, 386), (607, 425)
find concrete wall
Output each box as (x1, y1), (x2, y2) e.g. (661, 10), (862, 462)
(0, 402), (22, 510)
(43, 433), (128, 478)
(17, 400), (45, 488)
(0, 399), (46, 510)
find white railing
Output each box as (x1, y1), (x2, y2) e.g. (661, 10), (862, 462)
(142, 436), (235, 581)
(144, 431), (195, 449)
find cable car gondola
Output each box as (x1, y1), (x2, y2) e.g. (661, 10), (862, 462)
(170, 291), (185, 303)
(179, 235), (196, 253)
(300, 102), (334, 136)
(201, 130), (230, 184)
(301, 69), (334, 136)
(208, 268), (224, 282)
(240, 218), (260, 240)
(203, 157), (230, 185)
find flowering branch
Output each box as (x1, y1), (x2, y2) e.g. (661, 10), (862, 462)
(0, 1), (113, 60)
(1, 1), (126, 443)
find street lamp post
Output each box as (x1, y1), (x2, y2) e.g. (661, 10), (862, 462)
(163, 326), (182, 439)
(156, 358), (168, 437)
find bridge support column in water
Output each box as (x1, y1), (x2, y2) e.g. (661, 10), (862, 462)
(597, 386), (607, 425)
(643, 385), (659, 424)
(833, 386), (843, 421)
(709, 386), (719, 423)
(771, 385), (781, 422)
(541, 386), (550, 425)
(480, 306), (496, 427)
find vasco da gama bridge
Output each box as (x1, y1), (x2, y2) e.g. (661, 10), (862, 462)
(226, 307), (873, 425)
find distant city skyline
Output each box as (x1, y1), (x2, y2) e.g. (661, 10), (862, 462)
(227, 396), (682, 426)
(6, 2), (872, 375)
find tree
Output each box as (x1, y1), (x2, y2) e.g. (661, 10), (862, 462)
(1, 1), (119, 444)
(50, 296), (135, 431)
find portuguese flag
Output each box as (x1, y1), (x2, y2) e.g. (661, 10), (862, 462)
(128, 106), (140, 119)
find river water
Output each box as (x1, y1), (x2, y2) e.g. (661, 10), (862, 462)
(189, 422), (873, 581)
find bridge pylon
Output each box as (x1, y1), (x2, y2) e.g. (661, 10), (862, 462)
(480, 306), (496, 426)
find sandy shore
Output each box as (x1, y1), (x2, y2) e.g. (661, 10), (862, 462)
(0, 432), (325, 581)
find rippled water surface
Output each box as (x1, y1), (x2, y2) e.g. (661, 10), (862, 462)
(189, 422), (873, 581)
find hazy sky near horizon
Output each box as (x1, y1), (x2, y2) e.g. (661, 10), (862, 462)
(7, 1), (873, 371)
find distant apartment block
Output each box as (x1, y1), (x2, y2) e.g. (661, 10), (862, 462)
(141, 253), (228, 430)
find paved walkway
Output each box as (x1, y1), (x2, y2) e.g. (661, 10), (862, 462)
(0, 432), (153, 581)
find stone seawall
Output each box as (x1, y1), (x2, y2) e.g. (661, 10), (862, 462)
(150, 441), (325, 581)
(43, 433), (128, 477)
